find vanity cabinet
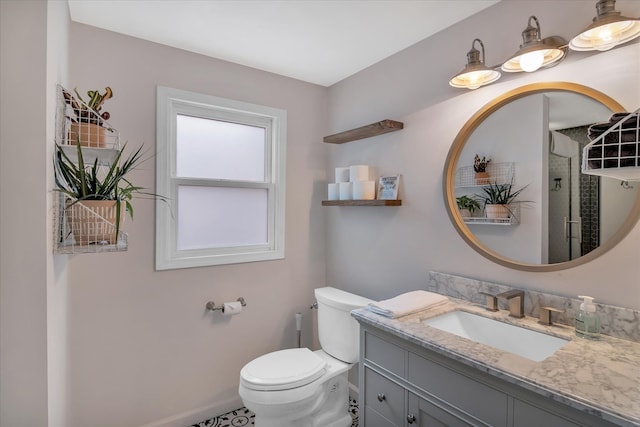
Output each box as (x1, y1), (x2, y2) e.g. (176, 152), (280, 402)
(359, 324), (618, 427)
(512, 400), (581, 427)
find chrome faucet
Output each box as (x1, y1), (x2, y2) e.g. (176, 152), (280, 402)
(497, 289), (525, 318)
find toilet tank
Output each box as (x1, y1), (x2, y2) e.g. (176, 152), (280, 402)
(314, 287), (373, 363)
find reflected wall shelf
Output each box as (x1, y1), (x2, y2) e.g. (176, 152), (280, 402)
(582, 109), (640, 181)
(455, 162), (515, 187)
(462, 202), (521, 226)
(323, 119), (404, 144)
(322, 200), (402, 206)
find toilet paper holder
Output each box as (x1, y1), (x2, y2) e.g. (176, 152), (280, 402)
(206, 297), (247, 313)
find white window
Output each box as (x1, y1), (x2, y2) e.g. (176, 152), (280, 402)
(156, 87), (286, 270)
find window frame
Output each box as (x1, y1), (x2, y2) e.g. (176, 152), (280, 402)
(155, 86), (286, 270)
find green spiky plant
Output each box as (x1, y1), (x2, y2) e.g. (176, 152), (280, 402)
(478, 182), (527, 206)
(54, 139), (165, 238)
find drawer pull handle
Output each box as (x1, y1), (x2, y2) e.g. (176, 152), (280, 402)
(407, 413), (416, 424)
(377, 393), (386, 402)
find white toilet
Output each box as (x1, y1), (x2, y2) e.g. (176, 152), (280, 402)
(238, 286), (372, 427)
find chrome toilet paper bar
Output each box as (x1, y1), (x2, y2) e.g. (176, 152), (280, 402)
(206, 297), (247, 313)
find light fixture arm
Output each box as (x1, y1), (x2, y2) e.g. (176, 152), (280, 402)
(594, 0), (621, 22)
(467, 38), (486, 67)
(521, 16), (542, 47)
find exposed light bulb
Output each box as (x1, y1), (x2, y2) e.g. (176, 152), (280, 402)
(467, 71), (481, 90)
(519, 50), (545, 72)
(588, 22), (632, 50)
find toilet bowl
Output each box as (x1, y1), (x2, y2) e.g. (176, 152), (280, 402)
(238, 287), (372, 427)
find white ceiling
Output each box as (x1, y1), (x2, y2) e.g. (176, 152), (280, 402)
(67, 0), (499, 87)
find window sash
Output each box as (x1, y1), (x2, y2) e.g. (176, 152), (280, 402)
(155, 86), (286, 270)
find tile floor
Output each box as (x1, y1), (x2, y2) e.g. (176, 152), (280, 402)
(190, 397), (359, 427)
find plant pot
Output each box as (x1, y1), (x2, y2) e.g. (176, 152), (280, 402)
(485, 204), (510, 219)
(65, 200), (124, 245)
(474, 171), (490, 185)
(459, 208), (471, 218)
(69, 122), (106, 148)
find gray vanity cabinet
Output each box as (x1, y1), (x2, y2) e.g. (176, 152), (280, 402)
(512, 400), (581, 427)
(358, 323), (618, 427)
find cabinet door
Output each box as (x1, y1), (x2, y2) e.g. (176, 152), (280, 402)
(364, 367), (405, 426)
(408, 352), (508, 426)
(364, 406), (400, 427)
(513, 400), (581, 427)
(408, 393), (477, 427)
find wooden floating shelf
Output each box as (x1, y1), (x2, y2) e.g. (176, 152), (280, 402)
(323, 119), (404, 144)
(322, 200), (402, 206)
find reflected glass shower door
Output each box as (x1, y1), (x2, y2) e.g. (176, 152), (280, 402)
(548, 147), (600, 263)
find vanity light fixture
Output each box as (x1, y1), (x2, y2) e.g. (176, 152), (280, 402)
(502, 16), (566, 73)
(449, 38), (501, 90)
(570, 0), (640, 51)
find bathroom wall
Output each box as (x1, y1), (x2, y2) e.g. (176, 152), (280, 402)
(326, 0), (640, 308)
(460, 94), (546, 264)
(63, 24), (328, 427)
(1, 1), (54, 425)
(2, 1), (639, 426)
(46, 3), (71, 427)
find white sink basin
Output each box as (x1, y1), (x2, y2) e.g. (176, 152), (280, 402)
(423, 310), (569, 362)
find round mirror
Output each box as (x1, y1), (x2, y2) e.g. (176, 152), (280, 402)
(443, 82), (640, 271)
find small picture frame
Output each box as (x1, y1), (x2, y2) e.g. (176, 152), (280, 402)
(377, 174), (400, 200)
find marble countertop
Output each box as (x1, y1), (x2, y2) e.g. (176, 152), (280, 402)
(352, 298), (640, 427)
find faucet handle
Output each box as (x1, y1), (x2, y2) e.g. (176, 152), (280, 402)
(539, 306), (564, 326)
(479, 291), (499, 312)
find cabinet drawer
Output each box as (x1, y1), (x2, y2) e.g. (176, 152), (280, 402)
(364, 331), (407, 377)
(408, 352), (508, 426)
(365, 367), (405, 426)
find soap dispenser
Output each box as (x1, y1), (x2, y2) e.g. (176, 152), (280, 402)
(575, 295), (600, 339)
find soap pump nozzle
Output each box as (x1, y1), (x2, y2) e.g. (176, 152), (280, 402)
(578, 295), (596, 313)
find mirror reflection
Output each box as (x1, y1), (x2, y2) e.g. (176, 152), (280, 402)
(446, 83), (640, 270)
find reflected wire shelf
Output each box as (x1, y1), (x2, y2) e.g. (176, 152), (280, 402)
(456, 162), (515, 187)
(582, 109), (640, 181)
(462, 202), (520, 226)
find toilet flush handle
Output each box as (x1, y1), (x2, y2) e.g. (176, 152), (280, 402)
(310, 302), (318, 309)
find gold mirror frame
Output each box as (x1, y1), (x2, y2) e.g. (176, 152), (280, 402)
(443, 82), (640, 272)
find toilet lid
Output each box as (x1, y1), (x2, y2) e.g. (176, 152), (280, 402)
(240, 348), (327, 391)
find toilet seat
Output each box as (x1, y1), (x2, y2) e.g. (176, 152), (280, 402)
(240, 348), (327, 391)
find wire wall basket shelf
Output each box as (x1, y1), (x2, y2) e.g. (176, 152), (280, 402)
(582, 109), (640, 181)
(53, 85), (128, 254)
(462, 202), (521, 226)
(53, 194), (128, 254)
(55, 85), (121, 161)
(456, 162), (515, 187)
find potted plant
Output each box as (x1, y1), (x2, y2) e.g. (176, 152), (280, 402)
(477, 181), (527, 219)
(473, 154), (491, 184)
(54, 140), (163, 245)
(456, 195), (480, 218)
(64, 86), (113, 148)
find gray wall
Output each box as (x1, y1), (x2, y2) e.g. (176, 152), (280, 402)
(326, 0), (640, 306)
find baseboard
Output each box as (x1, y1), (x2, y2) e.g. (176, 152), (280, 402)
(137, 396), (244, 427)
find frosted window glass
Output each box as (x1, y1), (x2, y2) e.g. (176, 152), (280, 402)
(176, 114), (265, 181)
(177, 186), (268, 250)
